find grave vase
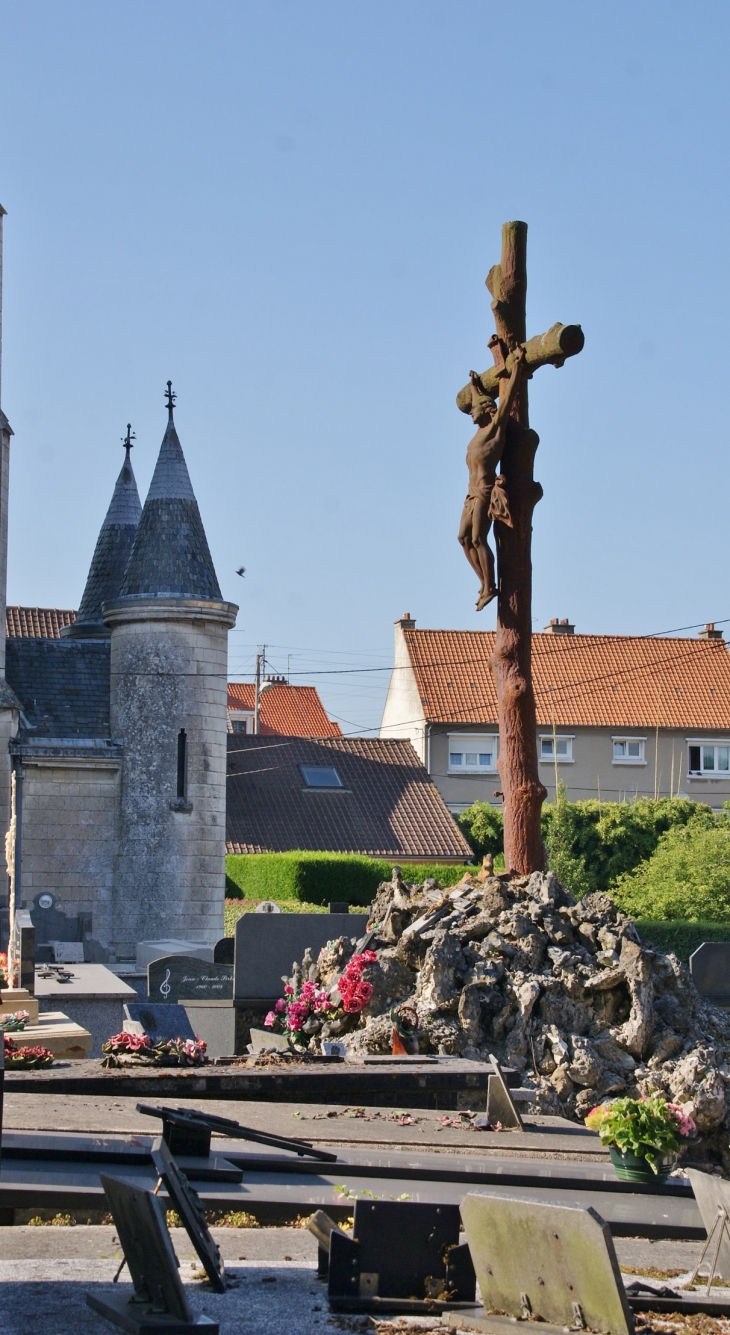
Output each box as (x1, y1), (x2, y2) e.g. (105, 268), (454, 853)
(608, 1145), (677, 1184)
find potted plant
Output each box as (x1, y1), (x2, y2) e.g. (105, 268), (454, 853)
(585, 1095), (696, 1183)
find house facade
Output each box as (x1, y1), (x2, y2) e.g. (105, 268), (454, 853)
(380, 615), (730, 813)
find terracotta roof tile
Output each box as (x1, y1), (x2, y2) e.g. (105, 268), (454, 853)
(6, 607), (77, 638)
(226, 735), (472, 859)
(403, 628), (730, 730)
(227, 682), (342, 737)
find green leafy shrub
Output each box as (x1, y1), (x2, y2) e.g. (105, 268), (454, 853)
(612, 816), (730, 922)
(455, 803), (504, 859)
(225, 852), (468, 905)
(634, 919), (730, 960)
(541, 794), (708, 898)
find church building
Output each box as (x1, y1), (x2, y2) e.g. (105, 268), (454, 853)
(0, 371), (237, 961)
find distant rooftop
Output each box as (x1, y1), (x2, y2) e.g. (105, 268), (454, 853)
(6, 607), (76, 638)
(227, 680), (342, 737)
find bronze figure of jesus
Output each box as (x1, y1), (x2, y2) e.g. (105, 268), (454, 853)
(458, 343), (526, 611)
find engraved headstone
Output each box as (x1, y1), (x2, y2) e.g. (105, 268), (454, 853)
(254, 900), (281, 913)
(690, 942), (730, 1006)
(148, 955), (233, 1004)
(151, 1137), (226, 1292)
(234, 912), (369, 1000)
(124, 1002), (197, 1044)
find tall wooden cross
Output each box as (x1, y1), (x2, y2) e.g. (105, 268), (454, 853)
(456, 221), (584, 875)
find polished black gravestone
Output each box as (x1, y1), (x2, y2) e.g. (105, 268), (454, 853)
(212, 938), (233, 966)
(89, 1173), (218, 1332)
(151, 1138), (225, 1292)
(690, 941), (730, 1007)
(147, 956), (233, 1004)
(234, 913), (369, 999)
(124, 1003), (197, 1044)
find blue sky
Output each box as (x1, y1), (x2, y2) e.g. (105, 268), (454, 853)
(0, 2), (728, 733)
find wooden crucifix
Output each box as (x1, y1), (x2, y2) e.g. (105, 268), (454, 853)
(456, 221), (584, 875)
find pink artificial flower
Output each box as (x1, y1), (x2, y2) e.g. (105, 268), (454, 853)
(284, 984), (294, 996)
(667, 1102), (697, 1137)
(264, 1011), (277, 1027)
(275, 997), (287, 1012)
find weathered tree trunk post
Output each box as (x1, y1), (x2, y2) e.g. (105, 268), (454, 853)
(488, 223), (545, 873)
(456, 222), (584, 875)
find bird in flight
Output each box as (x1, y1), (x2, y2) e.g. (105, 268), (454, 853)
(235, 567), (246, 577)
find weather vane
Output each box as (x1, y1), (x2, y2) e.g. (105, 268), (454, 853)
(165, 380), (176, 419)
(121, 424), (135, 453)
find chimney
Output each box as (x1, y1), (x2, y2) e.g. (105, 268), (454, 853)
(397, 613), (416, 629)
(543, 617), (575, 635)
(699, 623), (724, 640)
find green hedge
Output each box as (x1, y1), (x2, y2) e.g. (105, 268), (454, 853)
(634, 919), (730, 961)
(225, 852), (469, 905)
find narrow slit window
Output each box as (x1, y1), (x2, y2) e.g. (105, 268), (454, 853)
(177, 729), (187, 799)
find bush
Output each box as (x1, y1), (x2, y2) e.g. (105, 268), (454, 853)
(612, 815), (730, 922)
(634, 919), (730, 961)
(224, 852), (469, 905)
(455, 803), (504, 859)
(541, 794), (709, 899)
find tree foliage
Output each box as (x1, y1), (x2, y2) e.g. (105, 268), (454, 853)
(612, 811), (730, 921)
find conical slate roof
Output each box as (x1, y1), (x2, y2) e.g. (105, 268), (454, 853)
(65, 445), (142, 636)
(119, 410), (222, 601)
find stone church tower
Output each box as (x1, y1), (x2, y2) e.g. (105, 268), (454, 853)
(102, 389), (237, 957)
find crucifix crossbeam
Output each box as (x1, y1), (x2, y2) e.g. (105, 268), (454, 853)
(456, 221), (584, 874)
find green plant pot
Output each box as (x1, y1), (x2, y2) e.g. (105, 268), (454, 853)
(608, 1145), (677, 1184)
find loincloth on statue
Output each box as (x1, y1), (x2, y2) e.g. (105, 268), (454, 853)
(462, 474), (513, 528)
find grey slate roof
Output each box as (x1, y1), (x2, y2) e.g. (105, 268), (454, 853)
(5, 637), (111, 738)
(119, 417), (222, 600)
(226, 735), (473, 859)
(66, 448), (142, 635)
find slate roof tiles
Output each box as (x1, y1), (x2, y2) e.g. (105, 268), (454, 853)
(226, 734), (471, 859)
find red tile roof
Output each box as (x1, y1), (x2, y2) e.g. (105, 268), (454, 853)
(6, 607), (77, 638)
(226, 735), (472, 859)
(402, 628), (730, 730)
(227, 682), (342, 737)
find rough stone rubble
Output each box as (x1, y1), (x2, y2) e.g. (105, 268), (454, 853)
(293, 867), (730, 1160)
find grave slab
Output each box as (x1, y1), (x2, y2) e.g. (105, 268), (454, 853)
(124, 1003), (197, 1044)
(234, 913), (369, 1000)
(136, 941), (213, 972)
(35, 964), (138, 1057)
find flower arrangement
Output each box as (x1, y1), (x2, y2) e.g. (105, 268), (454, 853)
(2, 1009), (30, 1032)
(264, 948), (378, 1047)
(0, 951), (7, 989)
(3, 1033), (54, 1069)
(585, 1094), (696, 1174)
(101, 1031), (207, 1068)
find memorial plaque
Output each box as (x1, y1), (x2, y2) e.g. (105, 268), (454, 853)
(460, 1193), (632, 1335)
(690, 942), (730, 1005)
(151, 1137), (226, 1292)
(148, 955), (233, 1004)
(234, 912), (369, 1000)
(124, 1002), (197, 1043)
(89, 1173), (218, 1332)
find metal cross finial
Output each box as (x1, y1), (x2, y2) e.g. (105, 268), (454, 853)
(122, 424), (135, 453)
(165, 380), (177, 419)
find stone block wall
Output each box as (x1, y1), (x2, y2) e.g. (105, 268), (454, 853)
(106, 597), (235, 958)
(18, 758), (119, 941)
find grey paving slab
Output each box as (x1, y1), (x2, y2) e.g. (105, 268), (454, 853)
(0, 1261), (334, 1335)
(0, 1225), (318, 1264)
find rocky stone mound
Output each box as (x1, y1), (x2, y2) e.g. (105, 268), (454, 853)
(305, 866), (730, 1158)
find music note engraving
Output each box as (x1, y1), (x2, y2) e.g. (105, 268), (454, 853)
(159, 968), (171, 999)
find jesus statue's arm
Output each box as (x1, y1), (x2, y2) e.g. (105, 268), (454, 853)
(492, 344), (526, 431)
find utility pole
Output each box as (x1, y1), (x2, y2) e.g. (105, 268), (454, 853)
(253, 644), (267, 735)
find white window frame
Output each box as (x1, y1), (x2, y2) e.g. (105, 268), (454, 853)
(687, 739), (730, 777)
(612, 736), (647, 765)
(538, 734), (574, 764)
(229, 711), (254, 734)
(447, 733), (499, 775)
